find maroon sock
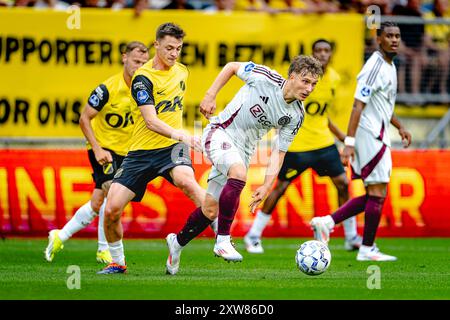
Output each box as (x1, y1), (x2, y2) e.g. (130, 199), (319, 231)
(218, 178), (246, 235)
(362, 196), (386, 247)
(331, 195), (368, 224)
(176, 207), (213, 246)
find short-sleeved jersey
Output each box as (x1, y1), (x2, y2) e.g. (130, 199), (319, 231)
(209, 62), (305, 159)
(288, 67), (341, 152)
(129, 59), (188, 151)
(354, 51), (397, 147)
(87, 72), (134, 156)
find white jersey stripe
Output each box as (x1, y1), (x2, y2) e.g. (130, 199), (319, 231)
(366, 58), (383, 86)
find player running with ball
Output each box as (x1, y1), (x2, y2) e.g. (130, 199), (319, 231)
(244, 39), (362, 254)
(165, 55), (323, 274)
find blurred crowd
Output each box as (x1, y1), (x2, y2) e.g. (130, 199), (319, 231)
(0, 0), (447, 15)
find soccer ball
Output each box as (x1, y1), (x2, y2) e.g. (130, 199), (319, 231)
(295, 240), (331, 276)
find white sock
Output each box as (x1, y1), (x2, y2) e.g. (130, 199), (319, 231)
(342, 216), (358, 240)
(247, 210), (271, 238)
(59, 201), (98, 242)
(97, 200), (109, 251)
(108, 240), (126, 266)
(216, 234), (230, 244)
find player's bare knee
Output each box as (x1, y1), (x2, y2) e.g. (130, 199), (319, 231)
(227, 164), (247, 182)
(202, 206), (218, 220)
(202, 203), (218, 220)
(105, 203), (121, 223)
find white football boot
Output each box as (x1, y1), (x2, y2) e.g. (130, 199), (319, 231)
(310, 215), (335, 245)
(165, 233), (183, 275)
(214, 239), (243, 262)
(344, 235), (363, 251)
(357, 245), (397, 261)
(244, 234), (264, 254)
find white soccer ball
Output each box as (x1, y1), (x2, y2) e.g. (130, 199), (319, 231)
(295, 240), (331, 276)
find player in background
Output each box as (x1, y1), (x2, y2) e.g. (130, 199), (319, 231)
(244, 39), (362, 254)
(98, 23), (208, 275)
(164, 55), (323, 274)
(310, 21), (412, 261)
(44, 42), (149, 263)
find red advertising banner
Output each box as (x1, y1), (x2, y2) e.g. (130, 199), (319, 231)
(0, 149), (449, 238)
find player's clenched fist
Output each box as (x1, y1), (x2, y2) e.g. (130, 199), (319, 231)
(200, 94), (216, 119)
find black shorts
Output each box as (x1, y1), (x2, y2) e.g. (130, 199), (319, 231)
(88, 149), (125, 189)
(113, 143), (193, 202)
(278, 144), (345, 182)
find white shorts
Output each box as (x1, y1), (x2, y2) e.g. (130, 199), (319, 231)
(202, 124), (249, 201)
(351, 127), (392, 186)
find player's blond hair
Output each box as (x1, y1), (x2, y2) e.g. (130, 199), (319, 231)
(288, 55), (323, 78)
(124, 41), (148, 55)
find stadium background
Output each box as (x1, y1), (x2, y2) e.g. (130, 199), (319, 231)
(1, 4), (450, 239)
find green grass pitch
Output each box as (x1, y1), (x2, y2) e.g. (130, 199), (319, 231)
(0, 237), (449, 300)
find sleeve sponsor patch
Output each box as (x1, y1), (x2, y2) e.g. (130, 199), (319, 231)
(131, 75), (155, 106)
(360, 86), (371, 97)
(137, 90), (149, 104)
(87, 84), (109, 111)
(244, 62), (256, 72)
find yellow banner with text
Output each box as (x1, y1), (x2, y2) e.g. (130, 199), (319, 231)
(0, 8), (364, 138)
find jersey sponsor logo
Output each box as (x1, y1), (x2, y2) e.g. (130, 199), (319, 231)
(250, 104), (272, 127)
(105, 112), (134, 128)
(88, 94), (100, 107)
(155, 96), (183, 114)
(278, 115), (291, 126)
(305, 101), (328, 116)
(361, 86), (371, 97)
(137, 90), (149, 104)
(244, 62), (255, 72)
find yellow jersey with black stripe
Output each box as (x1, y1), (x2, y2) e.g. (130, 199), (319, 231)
(129, 59), (188, 151)
(288, 67), (340, 152)
(86, 72), (134, 156)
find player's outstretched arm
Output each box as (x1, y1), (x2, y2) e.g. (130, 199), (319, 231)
(79, 104), (112, 165)
(341, 99), (365, 166)
(139, 104), (202, 152)
(249, 149), (286, 213)
(391, 114), (412, 148)
(200, 62), (241, 119)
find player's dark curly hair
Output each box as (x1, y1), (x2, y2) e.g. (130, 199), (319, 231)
(376, 21), (399, 36)
(288, 55), (323, 78)
(156, 22), (186, 41)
